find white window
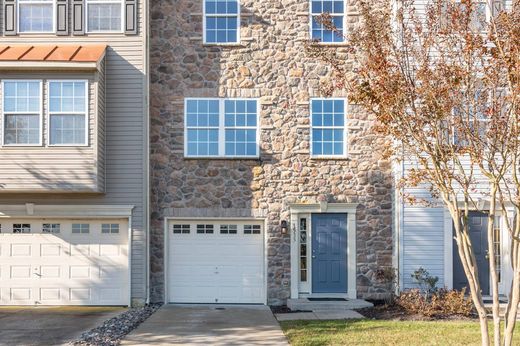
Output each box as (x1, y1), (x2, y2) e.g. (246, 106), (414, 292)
(72, 223), (90, 234)
(42, 223), (60, 233)
(204, 0), (240, 44)
(196, 224), (214, 234)
(2, 81), (42, 146)
(311, 98), (346, 157)
(185, 98), (259, 158)
(13, 224), (31, 233)
(310, 0), (345, 43)
(244, 224), (261, 234)
(102, 223), (120, 234)
(87, 0), (123, 32)
(172, 224), (190, 234)
(48, 81), (88, 146)
(18, 0), (54, 33)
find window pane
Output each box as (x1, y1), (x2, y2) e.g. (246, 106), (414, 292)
(19, 3), (53, 32)
(4, 114), (40, 145)
(88, 2), (122, 32)
(3, 81), (40, 113)
(50, 115), (87, 145)
(205, 0), (239, 43)
(311, 99), (345, 157)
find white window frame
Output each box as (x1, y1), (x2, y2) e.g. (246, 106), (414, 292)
(310, 97), (348, 159)
(309, 0), (347, 44)
(184, 97), (260, 159)
(46, 80), (89, 147)
(85, 0), (125, 34)
(203, 0), (241, 45)
(1, 80), (43, 147)
(17, 0), (56, 34)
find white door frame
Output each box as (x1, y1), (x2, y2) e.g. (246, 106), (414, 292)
(289, 202), (358, 299)
(163, 217), (268, 305)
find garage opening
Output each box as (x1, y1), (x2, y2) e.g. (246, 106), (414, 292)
(0, 219), (129, 306)
(167, 219), (265, 304)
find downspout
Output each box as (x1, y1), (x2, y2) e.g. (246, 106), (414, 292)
(143, 0), (151, 305)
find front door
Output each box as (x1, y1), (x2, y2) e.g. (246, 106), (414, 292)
(311, 214), (347, 293)
(453, 211), (490, 295)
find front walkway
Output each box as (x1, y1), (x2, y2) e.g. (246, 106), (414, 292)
(121, 304), (289, 346)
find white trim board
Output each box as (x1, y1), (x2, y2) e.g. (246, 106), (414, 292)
(0, 204), (135, 218)
(289, 203), (358, 299)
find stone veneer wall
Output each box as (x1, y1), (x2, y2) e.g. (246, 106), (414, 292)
(150, 0), (393, 305)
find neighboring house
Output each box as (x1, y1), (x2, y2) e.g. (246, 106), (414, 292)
(396, 0), (514, 298)
(150, 0), (394, 305)
(0, 0), (149, 305)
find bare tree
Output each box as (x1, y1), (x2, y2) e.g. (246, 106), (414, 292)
(307, 1), (520, 345)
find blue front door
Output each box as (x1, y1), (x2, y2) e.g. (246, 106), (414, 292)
(312, 214), (348, 293)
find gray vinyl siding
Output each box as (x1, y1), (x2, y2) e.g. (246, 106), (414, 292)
(0, 1), (147, 302)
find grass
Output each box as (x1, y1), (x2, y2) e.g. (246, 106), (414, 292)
(280, 319), (520, 346)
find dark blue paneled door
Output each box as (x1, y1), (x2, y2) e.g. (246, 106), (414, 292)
(312, 214), (348, 293)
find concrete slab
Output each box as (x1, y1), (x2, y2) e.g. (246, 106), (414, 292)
(313, 309), (365, 320)
(274, 312), (318, 321)
(121, 304), (289, 346)
(0, 306), (125, 346)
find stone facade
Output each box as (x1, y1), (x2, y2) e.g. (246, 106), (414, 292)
(150, 0), (394, 305)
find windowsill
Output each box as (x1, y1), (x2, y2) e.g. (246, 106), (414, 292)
(184, 156), (261, 161)
(310, 41), (349, 47)
(202, 42), (245, 48)
(310, 156), (350, 161)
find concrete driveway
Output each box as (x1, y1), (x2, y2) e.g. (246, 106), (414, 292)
(0, 306), (125, 346)
(121, 305), (289, 346)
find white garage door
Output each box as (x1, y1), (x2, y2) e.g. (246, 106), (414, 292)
(168, 220), (265, 304)
(0, 219), (129, 306)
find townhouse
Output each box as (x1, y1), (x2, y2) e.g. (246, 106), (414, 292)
(0, 0), (149, 305)
(149, 0), (394, 305)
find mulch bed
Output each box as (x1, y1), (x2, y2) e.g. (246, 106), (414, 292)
(270, 305), (312, 314)
(357, 301), (477, 321)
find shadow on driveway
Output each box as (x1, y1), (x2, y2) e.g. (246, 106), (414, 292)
(0, 306), (125, 346)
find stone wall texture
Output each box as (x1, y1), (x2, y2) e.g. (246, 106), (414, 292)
(150, 0), (394, 305)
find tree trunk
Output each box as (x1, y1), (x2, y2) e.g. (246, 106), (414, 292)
(486, 193), (501, 346)
(504, 260), (520, 345)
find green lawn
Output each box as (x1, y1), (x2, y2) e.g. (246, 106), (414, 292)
(280, 319), (520, 346)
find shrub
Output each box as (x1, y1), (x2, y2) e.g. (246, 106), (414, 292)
(396, 288), (474, 317)
(411, 267), (439, 297)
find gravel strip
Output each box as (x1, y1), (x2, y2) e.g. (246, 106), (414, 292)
(70, 304), (161, 346)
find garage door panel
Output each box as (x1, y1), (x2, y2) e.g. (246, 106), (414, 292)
(0, 219), (129, 306)
(168, 220), (265, 304)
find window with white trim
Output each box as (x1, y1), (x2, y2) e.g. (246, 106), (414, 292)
(2, 81), (41, 146)
(18, 0), (54, 33)
(185, 98), (258, 158)
(101, 223), (119, 234)
(72, 223), (90, 234)
(13, 224), (31, 233)
(220, 224), (238, 234)
(310, 0), (345, 43)
(204, 0), (240, 44)
(87, 0), (123, 32)
(244, 224), (261, 234)
(42, 223), (60, 233)
(173, 224), (191, 234)
(311, 99), (346, 157)
(197, 224), (214, 234)
(49, 81), (88, 145)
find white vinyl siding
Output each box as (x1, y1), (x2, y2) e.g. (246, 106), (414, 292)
(87, 0), (123, 33)
(18, 0), (54, 33)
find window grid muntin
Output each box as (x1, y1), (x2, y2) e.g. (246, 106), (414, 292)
(2, 80), (42, 146)
(244, 224), (261, 234)
(196, 224), (214, 234)
(204, 0), (240, 44)
(310, 0), (345, 43)
(220, 224), (238, 234)
(72, 223), (90, 234)
(86, 0), (124, 33)
(184, 98), (259, 158)
(48, 80), (88, 146)
(101, 223), (120, 234)
(311, 98), (346, 157)
(224, 99), (257, 156)
(18, 0), (54, 33)
(173, 224), (191, 234)
(42, 223), (60, 233)
(13, 224), (31, 233)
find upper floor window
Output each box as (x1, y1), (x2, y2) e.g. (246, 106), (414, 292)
(204, 0), (240, 44)
(185, 98), (258, 158)
(310, 0), (345, 43)
(18, 0), (54, 33)
(49, 81), (88, 146)
(87, 0), (123, 33)
(311, 98), (346, 157)
(2, 81), (42, 146)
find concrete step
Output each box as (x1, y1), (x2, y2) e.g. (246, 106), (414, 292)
(287, 298), (373, 312)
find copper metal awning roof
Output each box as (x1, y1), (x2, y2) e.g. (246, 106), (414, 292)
(0, 45), (107, 70)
